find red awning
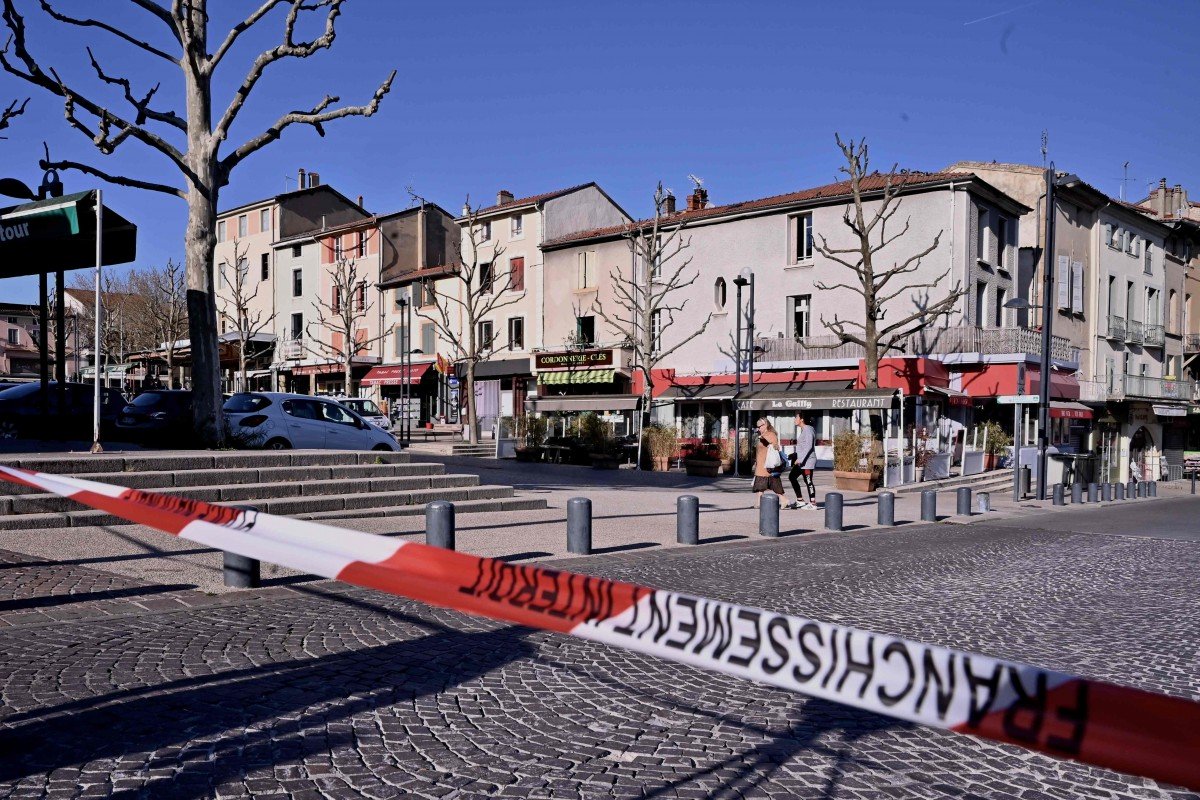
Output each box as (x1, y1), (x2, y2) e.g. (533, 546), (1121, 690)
(1049, 401), (1093, 420)
(361, 363), (431, 386)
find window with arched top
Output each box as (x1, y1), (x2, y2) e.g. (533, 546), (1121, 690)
(714, 277), (727, 311)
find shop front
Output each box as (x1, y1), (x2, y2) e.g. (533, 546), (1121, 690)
(360, 361), (433, 425)
(528, 347), (639, 435)
(469, 357), (534, 430)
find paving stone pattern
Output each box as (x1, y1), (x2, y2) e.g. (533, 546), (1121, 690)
(1, 519), (1198, 799)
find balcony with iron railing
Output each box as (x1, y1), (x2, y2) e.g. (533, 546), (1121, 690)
(1143, 323), (1165, 348)
(280, 338), (306, 359)
(1077, 379), (1119, 403)
(1105, 315), (1125, 340)
(1125, 319), (1144, 345)
(1123, 374), (1194, 401)
(756, 326), (1080, 365)
(1185, 333), (1200, 353)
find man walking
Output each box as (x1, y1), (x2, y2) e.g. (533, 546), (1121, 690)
(786, 412), (818, 510)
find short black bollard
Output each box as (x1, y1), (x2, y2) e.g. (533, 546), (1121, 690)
(824, 492), (844, 531)
(1149, 481), (1157, 497)
(877, 492), (895, 526)
(677, 495), (700, 545)
(1116, 482), (1125, 501)
(1052, 483), (1064, 506)
(1137, 481), (1146, 498)
(1192, 471), (1197, 495)
(425, 500), (455, 550)
(1102, 483), (1112, 502)
(1071, 482), (1083, 505)
(977, 492), (990, 513)
(921, 489), (937, 522)
(759, 493), (780, 538)
(223, 505), (261, 589)
(1128, 479), (1137, 498)
(956, 487), (972, 516)
(1088, 482), (1099, 503)
(567, 497), (592, 554)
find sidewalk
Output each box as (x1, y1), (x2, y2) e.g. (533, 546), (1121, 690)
(0, 456), (1184, 595)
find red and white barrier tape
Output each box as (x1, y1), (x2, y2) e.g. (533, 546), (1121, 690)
(1, 464), (1197, 790)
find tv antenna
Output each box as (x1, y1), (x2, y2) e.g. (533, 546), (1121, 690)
(1040, 130), (1048, 168)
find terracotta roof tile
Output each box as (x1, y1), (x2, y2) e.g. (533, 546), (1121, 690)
(542, 171), (972, 247)
(472, 183), (595, 217)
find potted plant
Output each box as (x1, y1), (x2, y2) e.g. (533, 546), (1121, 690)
(833, 430), (876, 491)
(718, 437), (736, 473)
(914, 448), (936, 482)
(514, 415), (547, 462)
(981, 421), (1012, 471)
(644, 424), (678, 471)
(580, 413), (619, 469)
(683, 442), (722, 477)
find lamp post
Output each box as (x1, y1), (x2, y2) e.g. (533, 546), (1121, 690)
(397, 296), (412, 447)
(733, 270), (755, 476)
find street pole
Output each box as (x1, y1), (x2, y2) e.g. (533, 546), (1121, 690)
(747, 273), (756, 392)
(734, 279), (744, 477)
(92, 189), (103, 453)
(1013, 362), (1024, 502)
(404, 297), (412, 446)
(1037, 164), (1056, 500)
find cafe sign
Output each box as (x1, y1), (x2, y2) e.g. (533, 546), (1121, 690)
(534, 349), (613, 370)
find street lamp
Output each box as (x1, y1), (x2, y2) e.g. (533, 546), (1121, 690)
(732, 269), (755, 476)
(397, 296), (413, 447)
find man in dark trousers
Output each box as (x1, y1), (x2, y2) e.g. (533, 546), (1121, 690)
(786, 412), (818, 510)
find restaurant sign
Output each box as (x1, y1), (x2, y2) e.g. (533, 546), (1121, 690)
(534, 349), (613, 370)
(736, 391), (895, 412)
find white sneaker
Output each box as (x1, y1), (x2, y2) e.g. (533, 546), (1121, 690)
(784, 501), (800, 510)
(802, 502), (818, 510)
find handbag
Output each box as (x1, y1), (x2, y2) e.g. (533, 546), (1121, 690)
(764, 444), (783, 471)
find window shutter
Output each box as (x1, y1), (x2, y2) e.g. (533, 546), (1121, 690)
(1056, 255), (1070, 309)
(1070, 260), (1083, 314)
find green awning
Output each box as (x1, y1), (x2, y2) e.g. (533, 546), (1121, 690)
(0, 190), (137, 277)
(538, 368), (615, 385)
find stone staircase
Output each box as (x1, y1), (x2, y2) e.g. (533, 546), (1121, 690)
(405, 441), (496, 458)
(0, 450), (544, 529)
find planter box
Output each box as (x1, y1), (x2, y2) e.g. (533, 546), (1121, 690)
(684, 459), (721, 477)
(650, 456), (671, 472)
(833, 470), (876, 492)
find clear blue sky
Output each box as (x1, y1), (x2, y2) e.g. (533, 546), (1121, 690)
(1, 0), (1196, 302)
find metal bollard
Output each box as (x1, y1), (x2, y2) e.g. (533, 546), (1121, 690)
(1052, 483), (1064, 506)
(425, 500), (455, 550)
(1149, 481), (1157, 497)
(1137, 481), (1145, 498)
(956, 487), (972, 516)
(921, 490), (937, 522)
(223, 505), (261, 588)
(759, 493), (780, 538)
(977, 492), (990, 513)
(677, 495), (699, 545)
(1071, 482), (1083, 505)
(824, 492), (844, 532)
(1192, 471), (1197, 495)
(877, 492), (895, 526)
(1116, 482), (1125, 501)
(1102, 483), (1112, 502)
(1127, 479), (1137, 499)
(1088, 482), (1098, 503)
(567, 497), (592, 554)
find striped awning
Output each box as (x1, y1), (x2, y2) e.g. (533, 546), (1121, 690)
(538, 368), (615, 385)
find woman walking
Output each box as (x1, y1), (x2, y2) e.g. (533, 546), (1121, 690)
(753, 417), (787, 507)
(786, 412), (818, 509)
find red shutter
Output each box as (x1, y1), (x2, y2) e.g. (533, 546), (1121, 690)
(511, 257), (525, 292)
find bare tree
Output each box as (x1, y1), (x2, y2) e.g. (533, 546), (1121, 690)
(302, 255), (388, 396)
(0, 0), (394, 444)
(593, 182), (712, 464)
(812, 135), (965, 389)
(418, 199), (519, 444)
(216, 242), (275, 392)
(66, 271), (143, 380)
(0, 96), (26, 138)
(131, 260), (189, 388)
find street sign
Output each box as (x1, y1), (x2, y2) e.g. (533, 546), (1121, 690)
(448, 377), (459, 387)
(997, 395), (1039, 405)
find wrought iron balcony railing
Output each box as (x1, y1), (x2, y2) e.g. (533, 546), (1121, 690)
(1125, 319), (1144, 345)
(757, 326), (1080, 364)
(1105, 315), (1125, 340)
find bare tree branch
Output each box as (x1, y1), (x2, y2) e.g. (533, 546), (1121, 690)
(85, 47), (185, 129)
(208, 0), (289, 71)
(38, 1), (177, 62)
(128, 0), (181, 44)
(39, 157), (185, 197)
(0, 95), (26, 137)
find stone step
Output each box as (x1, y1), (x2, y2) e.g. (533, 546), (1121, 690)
(0, 461), (448, 495)
(0, 449), (410, 476)
(0, 485), (520, 529)
(296, 495), (546, 521)
(2, 474), (482, 514)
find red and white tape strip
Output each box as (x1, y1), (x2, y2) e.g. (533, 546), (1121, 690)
(1, 464), (1197, 790)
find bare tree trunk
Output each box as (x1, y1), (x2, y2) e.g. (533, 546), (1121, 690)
(238, 339), (248, 392)
(465, 360), (478, 444)
(864, 315), (879, 389)
(345, 357), (353, 397)
(166, 351), (175, 389)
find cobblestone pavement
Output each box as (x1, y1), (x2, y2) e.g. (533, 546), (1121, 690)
(1, 501), (1198, 799)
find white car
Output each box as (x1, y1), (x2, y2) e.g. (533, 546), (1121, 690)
(223, 392), (399, 451)
(335, 397), (391, 431)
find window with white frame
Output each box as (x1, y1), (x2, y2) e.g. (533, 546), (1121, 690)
(290, 313), (303, 340)
(1104, 224), (1115, 248)
(333, 236), (344, 260)
(292, 244), (302, 258)
(976, 208), (988, 262)
(511, 215), (523, 236)
(794, 213), (813, 262)
(787, 294), (811, 339)
(357, 231), (366, 257)
(714, 278), (727, 311)
(217, 220), (226, 242)
(477, 320), (494, 350)
(480, 221), (491, 241)
(6, 328), (18, 345)
(507, 316), (524, 350)
(260, 253), (269, 281)
(1144, 241), (1152, 274)
(238, 215), (247, 238)
(577, 251), (597, 289)
(292, 269), (303, 297)
(479, 261), (494, 294)
(259, 208), (270, 233)
(650, 309), (662, 355)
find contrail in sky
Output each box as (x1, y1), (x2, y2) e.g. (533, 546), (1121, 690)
(963, 1), (1040, 26)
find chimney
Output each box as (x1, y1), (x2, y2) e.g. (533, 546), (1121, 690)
(497, 189), (514, 206)
(1175, 184), (1188, 218)
(357, 195), (363, 207)
(663, 193), (676, 214)
(308, 171), (320, 187)
(297, 168), (306, 189)
(687, 187), (708, 211)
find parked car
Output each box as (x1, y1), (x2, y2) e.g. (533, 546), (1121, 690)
(115, 390), (194, 444)
(335, 397), (391, 431)
(223, 392), (399, 451)
(0, 381), (126, 440)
